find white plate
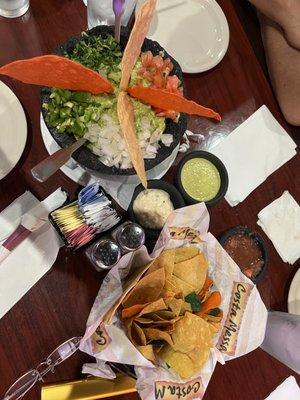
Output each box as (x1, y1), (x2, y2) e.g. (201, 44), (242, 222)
(288, 268), (300, 315)
(0, 82), (27, 180)
(137, 0), (229, 73)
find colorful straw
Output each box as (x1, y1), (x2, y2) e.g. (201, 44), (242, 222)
(50, 183), (120, 249)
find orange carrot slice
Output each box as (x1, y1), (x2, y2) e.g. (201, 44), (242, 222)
(120, 0), (157, 91)
(128, 86), (221, 121)
(199, 276), (213, 299)
(196, 291), (222, 316)
(0, 55), (113, 95)
(122, 303), (148, 319)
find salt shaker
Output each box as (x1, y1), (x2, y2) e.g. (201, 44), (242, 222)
(112, 222), (145, 253)
(90, 238), (121, 272)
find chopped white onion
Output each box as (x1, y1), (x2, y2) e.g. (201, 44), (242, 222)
(161, 134), (173, 147)
(85, 114), (168, 169)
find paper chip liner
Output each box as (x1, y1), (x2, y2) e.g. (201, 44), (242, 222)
(80, 203), (267, 399)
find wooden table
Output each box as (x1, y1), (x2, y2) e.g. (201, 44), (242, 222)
(0, 1), (299, 399)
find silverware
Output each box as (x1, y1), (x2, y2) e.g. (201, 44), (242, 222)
(31, 138), (86, 182)
(113, 0), (125, 43)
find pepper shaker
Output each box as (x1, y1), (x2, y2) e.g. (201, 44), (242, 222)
(90, 238), (121, 272)
(112, 222), (145, 253)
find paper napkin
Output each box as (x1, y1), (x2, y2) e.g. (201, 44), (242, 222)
(0, 189), (66, 319)
(257, 191), (300, 264)
(211, 105), (297, 206)
(264, 376), (300, 400)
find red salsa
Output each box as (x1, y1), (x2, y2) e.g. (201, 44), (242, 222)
(224, 233), (264, 280)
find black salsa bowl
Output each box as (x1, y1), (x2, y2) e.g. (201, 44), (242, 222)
(219, 226), (268, 284)
(41, 25), (187, 175)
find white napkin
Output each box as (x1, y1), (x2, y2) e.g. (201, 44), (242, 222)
(257, 191), (300, 264)
(265, 376), (300, 400)
(0, 189), (66, 319)
(211, 105), (297, 206)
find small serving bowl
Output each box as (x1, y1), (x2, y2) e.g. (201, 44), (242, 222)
(219, 226), (268, 284)
(128, 179), (185, 240)
(175, 150), (229, 206)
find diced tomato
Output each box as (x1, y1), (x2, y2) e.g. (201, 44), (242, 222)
(141, 51), (153, 68)
(138, 51), (183, 119)
(156, 109), (179, 120)
(153, 74), (165, 89)
(152, 55), (164, 70)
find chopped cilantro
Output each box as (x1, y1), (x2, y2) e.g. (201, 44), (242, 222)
(67, 35), (122, 80)
(209, 307), (221, 316)
(185, 292), (202, 312)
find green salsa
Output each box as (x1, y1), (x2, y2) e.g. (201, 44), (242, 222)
(181, 158), (221, 201)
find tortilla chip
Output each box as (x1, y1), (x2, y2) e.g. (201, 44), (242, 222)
(154, 345), (165, 353)
(171, 313), (212, 353)
(137, 317), (180, 328)
(171, 275), (196, 297)
(137, 345), (156, 363)
(208, 322), (221, 334)
(162, 323), (176, 333)
(122, 267), (165, 308)
(122, 303), (148, 319)
(117, 91), (147, 188)
(164, 298), (192, 316)
(103, 260), (153, 323)
(146, 260), (162, 275)
(187, 346), (211, 372)
(144, 312), (167, 322)
(135, 317), (154, 324)
(131, 322), (147, 346)
(162, 279), (182, 298)
(173, 254), (208, 293)
(137, 298), (167, 318)
(143, 328), (174, 346)
(0, 55), (113, 95)
(180, 301), (192, 314)
(153, 310), (176, 319)
(203, 311), (223, 323)
(152, 319), (180, 328)
(165, 298), (182, 316)
(155, 249), (175, 278)
(174, 247), (199, 264)
(159, 346), (197, 379)
(128, 86), (221, 121)
(120, 0), (157, 90)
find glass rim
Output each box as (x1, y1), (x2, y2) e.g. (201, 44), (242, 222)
(46, 336), (82, 364)
(4, 370), (39, 400)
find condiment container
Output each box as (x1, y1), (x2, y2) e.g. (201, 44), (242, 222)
(219, 226), (268, 283)
(128, 180), (185, 240)
(89, 238), (121, 272)
(175, 150), (228, 206)
(48, 184), (121, 250)
(112, 222), (145, 253)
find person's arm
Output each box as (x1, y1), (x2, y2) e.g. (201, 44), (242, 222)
(260, 14), (300, 126)
(249, 0), (300, 49)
